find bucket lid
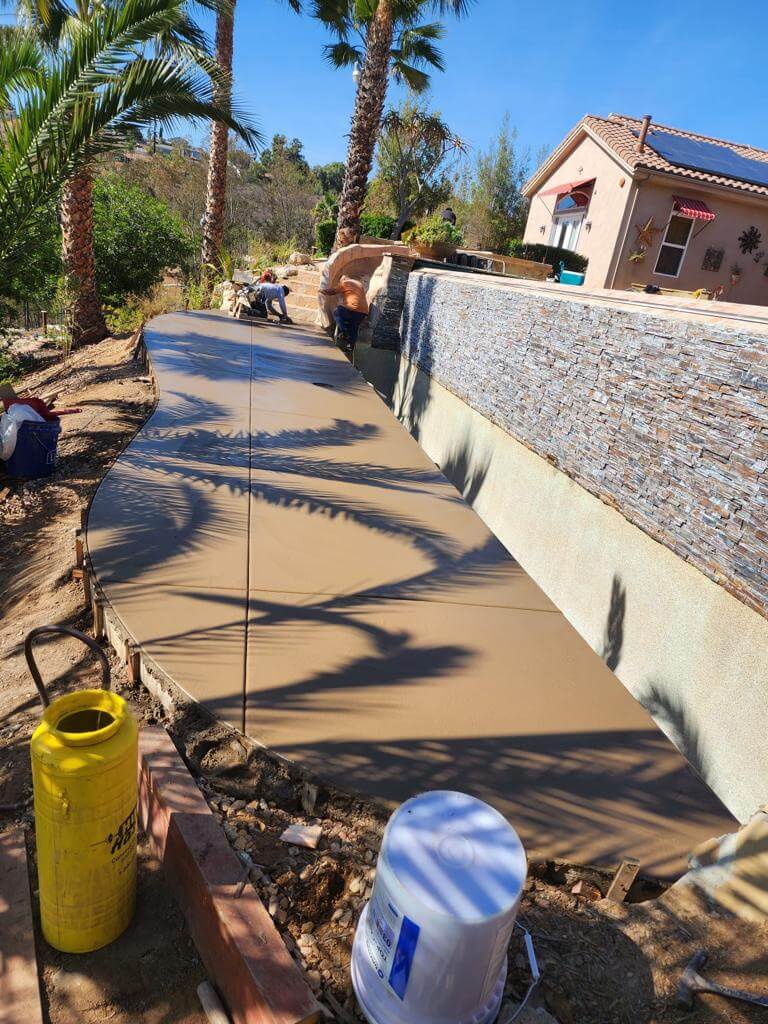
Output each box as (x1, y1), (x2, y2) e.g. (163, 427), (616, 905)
(383, 791), (526, 922)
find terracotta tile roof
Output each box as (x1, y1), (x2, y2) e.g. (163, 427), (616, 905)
(584, 113), (768, 197)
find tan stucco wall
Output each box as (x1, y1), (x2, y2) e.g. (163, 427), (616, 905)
(388, 357), (768, 825)
(612, 181), (768, 304)
(523, 134), (632, 288)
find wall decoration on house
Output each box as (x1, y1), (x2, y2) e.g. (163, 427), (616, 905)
(702, 247), (725, 271)
(628, 247), (647, 263)
(753, 249), (765, 264)
(738, 225), (761, 254)
(635, 217), (663, 248)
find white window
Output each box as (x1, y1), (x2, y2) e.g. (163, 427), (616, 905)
(548, 186), (591, 251)
(654, 214), (694, 277)
(550, 214), (583, 250)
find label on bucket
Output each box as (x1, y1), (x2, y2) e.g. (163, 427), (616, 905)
(364, 890), (420, 1001)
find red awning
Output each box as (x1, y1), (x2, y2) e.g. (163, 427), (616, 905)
(673, 196), (716, 221)
(539, 177), (594, 197)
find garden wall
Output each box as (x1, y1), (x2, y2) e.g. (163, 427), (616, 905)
(389, 269), (768, 822)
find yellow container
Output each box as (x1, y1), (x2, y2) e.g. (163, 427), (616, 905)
(31, 687), (138, 952)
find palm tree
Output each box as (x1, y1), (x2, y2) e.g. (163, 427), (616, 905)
(315, 0), (474, 250)
(1, 0), (256, 343)
(200, 0), (301, 281)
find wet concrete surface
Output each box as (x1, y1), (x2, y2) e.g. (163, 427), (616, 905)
(87, 312), (735, 876)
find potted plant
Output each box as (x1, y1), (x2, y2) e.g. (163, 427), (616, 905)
(405, 216), (464, 261)
(730, 262), (742, 286)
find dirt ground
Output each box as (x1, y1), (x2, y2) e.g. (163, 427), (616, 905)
(0, 334), (206, 1024)
(2, 333), (768, 1024)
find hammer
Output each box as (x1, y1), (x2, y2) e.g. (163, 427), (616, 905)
(677, 950), (768, 1011)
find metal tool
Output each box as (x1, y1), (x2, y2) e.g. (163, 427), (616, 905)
(677, 950), (768, 1011)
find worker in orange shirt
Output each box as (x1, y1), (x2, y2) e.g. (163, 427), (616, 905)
(320, 275), (369, 356)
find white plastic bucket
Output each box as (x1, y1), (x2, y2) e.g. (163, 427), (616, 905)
(351, 791), (527, 1024)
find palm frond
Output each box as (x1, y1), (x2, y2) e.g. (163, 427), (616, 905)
(323, 39), (362, 68)
(0, 27), (45, 102)
(390, 58), (429, 92)
(0, 0), (258, 275)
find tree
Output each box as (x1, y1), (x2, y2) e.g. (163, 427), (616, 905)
(455, 114), (531, 252)
(313, 160), (345, 196)
(314, 0), (474, 251)
(201, 0), (301, 279)
(1, 0), (257, 343)
(200, 0), (235, 277)
(92, 174), (193, 304)
(376, 101), (465, 239)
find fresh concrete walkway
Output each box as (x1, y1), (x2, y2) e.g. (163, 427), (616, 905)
(88, 312), (733, 875)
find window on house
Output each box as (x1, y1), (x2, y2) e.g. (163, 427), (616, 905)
(654, 214), (694, 277)
(549, 183), (593, 251)
(550, 214), (583, 250)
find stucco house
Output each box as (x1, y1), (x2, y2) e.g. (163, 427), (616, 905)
(523, 113), (768, 305)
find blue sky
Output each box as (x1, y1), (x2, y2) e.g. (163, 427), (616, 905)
(189, 0), (765, 174)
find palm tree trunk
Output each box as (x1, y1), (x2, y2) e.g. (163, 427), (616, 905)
(333, 0), (393, 250)
(61, 166), (108, 346)
(201, 1), (235, 279)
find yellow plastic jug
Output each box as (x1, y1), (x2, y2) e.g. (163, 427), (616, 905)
(27, 625), (138, 953)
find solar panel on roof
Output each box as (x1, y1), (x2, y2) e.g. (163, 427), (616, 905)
(635, 128), (768, 188)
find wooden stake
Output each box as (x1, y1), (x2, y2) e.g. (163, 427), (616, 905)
(126, 642), (141, 685)
(73, 528), (84, 569)
(92, 597), (105, 640)
(82, 571), (91, 608)
(606, 858), (640, 902)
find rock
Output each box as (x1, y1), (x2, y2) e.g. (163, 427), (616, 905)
(348, 877), (362, 894)
(268, 896), (279, 917)
(571, 879), (601, 901)
(275, 265), (298, 279)
(234, 835), (248, 851)
(331, 907), (344, 922)
(301, 921), (315, 934)
(330, 842), (341, 853)
(281, 824), (322, 849)
(299, 864), (313, 882)
(364, 849), (374, 863)
(338, 909), (352, 927)
(307, 970), (322, 990)
(230, 799), (247, 812)
(276, 908), (287, 924)
(288, 251), (313, 265)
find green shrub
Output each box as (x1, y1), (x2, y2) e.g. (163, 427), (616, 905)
(507, 240), (588, 274)
(359, 213), (396, 239)
(315, 220), (336, 257)
(405, 216), (464, 248)
(0, 336), (23, 384)
(93, 174), (194, 304)
(104, 302), (144, 335)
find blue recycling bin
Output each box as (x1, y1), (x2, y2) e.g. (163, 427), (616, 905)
(5, 419), (61, 478)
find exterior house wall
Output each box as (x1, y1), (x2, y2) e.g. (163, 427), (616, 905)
(613, 181), (768, 305)
(387, 267), (768, 823)
(523, 134), (631, 288)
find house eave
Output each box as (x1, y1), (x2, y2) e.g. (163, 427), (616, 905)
(523, 120), (634, 197)
(637, 168), (768, 206)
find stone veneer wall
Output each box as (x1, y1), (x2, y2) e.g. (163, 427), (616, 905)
(401, 271), (768, 619)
